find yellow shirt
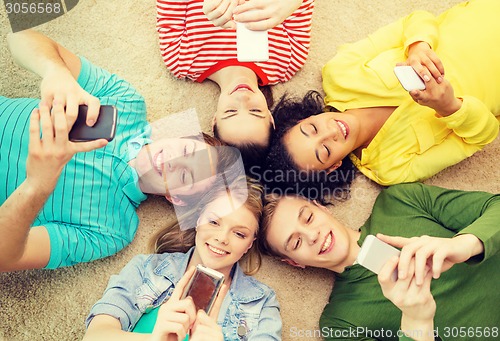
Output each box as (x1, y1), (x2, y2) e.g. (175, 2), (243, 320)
(322, 0), (500, 185)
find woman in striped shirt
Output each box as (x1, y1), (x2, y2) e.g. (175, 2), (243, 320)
(156, 0), (314, 166)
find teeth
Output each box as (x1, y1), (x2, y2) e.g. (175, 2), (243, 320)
(321, 233), (332, 253)
(337, 121), (347, 138)
(208, 244), (227, 255)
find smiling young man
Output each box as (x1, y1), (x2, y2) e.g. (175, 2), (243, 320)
(0, 30), (234, 272)
(258, 182), (500, 340)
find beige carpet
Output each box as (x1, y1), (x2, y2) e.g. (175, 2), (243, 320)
(1, 0), (498, 340)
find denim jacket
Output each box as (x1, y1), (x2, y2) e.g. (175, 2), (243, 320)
(86, 248), (282, 340)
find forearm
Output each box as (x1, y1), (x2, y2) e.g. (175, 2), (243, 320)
(0, 180), (52, 268)
(7, 30), (68, 78)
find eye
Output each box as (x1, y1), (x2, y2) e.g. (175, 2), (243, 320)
(294, 236), (302, 250)
(323, 144), (330, 158)
(306, 212), (313, 224)
(183, 145), (187, 157)
(310, 124), (318, 134)
(180, 169), (186, 184)
(234, 231), (247, 239)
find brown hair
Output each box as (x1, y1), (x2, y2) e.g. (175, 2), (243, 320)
(150, 176), (264, 275)
(257, 193), (289, 260)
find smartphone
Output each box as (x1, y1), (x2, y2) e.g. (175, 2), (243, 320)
(236, 22), (269, 62)
(393, 65), (426, 91)
(356, 235), (400, 279)
(182, 264), (225, 314)
(69, 104), (117, 142)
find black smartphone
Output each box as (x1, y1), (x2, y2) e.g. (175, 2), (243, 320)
(182, 264), (225, 314)
(69, 105), (117, 142)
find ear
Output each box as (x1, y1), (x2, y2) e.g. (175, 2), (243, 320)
(326, 161), (342, 175)
(211, 114), (217, 133)
(312, 200), (330, 213)
(281, 258), (305, 269)
(165, 194), (186, 206)
(244, 238), (256, 254)
(268, 111), (275, 130)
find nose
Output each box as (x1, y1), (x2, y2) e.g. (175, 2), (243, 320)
(215, 228), (229, 245)
(304, 228), (320, 245)
(319, 123), (339, 141)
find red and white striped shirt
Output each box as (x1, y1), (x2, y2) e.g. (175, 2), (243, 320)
(157, 0), (314, 85)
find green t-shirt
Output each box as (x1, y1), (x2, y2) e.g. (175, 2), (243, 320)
(320, 183), (500, 340)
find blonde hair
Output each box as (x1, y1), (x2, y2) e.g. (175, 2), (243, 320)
(150, 176), (264, 275)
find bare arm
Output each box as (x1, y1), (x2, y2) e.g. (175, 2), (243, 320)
(7, 29), (100, 126)
(0, 104), (106, 272)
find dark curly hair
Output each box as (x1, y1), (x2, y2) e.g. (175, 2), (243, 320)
(264, 90), (356, 203)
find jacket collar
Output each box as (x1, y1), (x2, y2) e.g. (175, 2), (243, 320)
(153, 247), (266, 303)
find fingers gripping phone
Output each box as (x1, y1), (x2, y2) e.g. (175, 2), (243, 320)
(356, 235), (401, 279)
(69, 105), (117, 142)
(394, 65), (426, 91)
(236, 22), (269, 62)
(182, 264), (225, 314)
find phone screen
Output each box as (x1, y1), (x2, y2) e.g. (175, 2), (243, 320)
(183, 267), (224, 313)
(69, 105), (117, 142)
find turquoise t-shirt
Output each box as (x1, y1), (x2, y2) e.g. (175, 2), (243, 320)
(0, 57), (148, 268)
(133, 306), (188, 341)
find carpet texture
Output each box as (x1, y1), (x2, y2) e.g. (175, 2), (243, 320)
(1, 0), (498, 340)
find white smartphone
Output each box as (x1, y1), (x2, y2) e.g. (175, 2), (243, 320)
(236, 22), (269, 62)
(393, 65), (426, 91)
(356, 235), (400, 279)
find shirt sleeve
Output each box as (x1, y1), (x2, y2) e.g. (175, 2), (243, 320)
(280, 0), (314, 63)
(77, 56), (144, 103)
(322, 11), (438, 110)
(248, 290), (282, 340)
(156, 0), (188, 78)
(382, 184), (500, 264)
(400, 97), (499, 184)
(85, 254), (150, 331)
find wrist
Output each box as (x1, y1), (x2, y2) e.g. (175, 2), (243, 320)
(454, 234), (484, 258)
(437, 97), (462, 117)
(42, 63), (72, 82)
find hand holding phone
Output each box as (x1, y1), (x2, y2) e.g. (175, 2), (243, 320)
(394, 65), (426, 92)
(236, 22), (269, 62)
(356, 235), (400, 280)
(69, 105), (117, 142)
(182, 264), (225, 314)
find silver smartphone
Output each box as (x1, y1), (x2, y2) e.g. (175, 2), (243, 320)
(236, 22), (269, 62)
(394, 65), (426, 91)
(356, 235), (400, 279)
(181, 264), (225, 314)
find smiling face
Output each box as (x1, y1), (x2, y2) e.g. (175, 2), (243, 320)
(284, 112), (357, 172)
(214, 83), (274, 148)
(132, 137), (217, 201)
(193, 195), (258, 276)
(265, 196), (360, 272)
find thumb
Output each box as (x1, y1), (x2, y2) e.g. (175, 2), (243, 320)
(74, 139), (108, 153)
